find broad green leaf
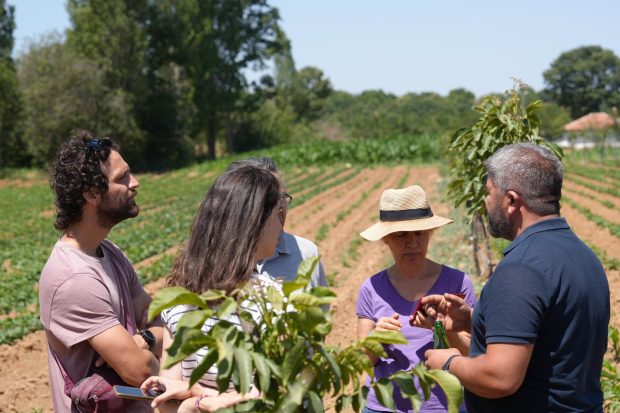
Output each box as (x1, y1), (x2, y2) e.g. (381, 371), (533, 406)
(189, 347), (218, 386)
(282, 281), (307, 298)
(361, 338), (386, 358)
(233, 347), (253, 394)
(367, 329), (408, 345)
(176, 308), (213, 330)
(318, 347), (341, 394)
(306, 390), (324, 413)
(148, 287), (207, 320)
(373, 378), (395, 410)
(164, 328), (213, 368)
(251, 352), (271, 392)
(216, 340), (234, 392)
(215, 297), (237, 319)
(299, 306), (331, 335)
(424, 369), (463, 413)
(276, 366), (316, 413)
(281, 338), (306, 385)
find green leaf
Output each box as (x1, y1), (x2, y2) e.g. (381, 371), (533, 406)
(216, 340), (235, 392)
(367, 329), (408, 345)
(251, 352), (271, 392)
(215, 297), (237, 319)
(276, 367), (316, 413)
(373, 378), (395, 410)
(148, 287), (207, 321)
(164, 327), (212, 368)
(361, 338), (386, 358)
(318, 346), (342, 394)
(281, 338), (306, 385)
(306, 390), (324, 413)
(233, 347), (253, 394)
(176, 308), (213, 330)
(424, 369), (463, 413)
(189, 347), (218, 386)
(299, 306), (331, 335)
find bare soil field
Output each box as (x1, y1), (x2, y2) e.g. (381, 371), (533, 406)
(0, 165), (618, 413)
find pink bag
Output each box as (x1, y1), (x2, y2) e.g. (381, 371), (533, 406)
(67, 369), (126, 413)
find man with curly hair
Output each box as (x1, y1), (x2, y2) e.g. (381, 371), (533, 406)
(39, 131), (163, 412)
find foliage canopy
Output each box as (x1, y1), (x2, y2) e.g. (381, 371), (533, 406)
(149, 258), (463, 412)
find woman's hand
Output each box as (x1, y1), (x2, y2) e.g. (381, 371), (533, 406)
(141, 376), (206, 408)
(375, 313), (402, 332)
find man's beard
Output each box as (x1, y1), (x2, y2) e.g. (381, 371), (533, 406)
(97, 192), (139, 228)
(487, 202), (514, 240)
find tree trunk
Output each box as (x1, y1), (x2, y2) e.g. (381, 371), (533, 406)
(206, 115), (217, 160)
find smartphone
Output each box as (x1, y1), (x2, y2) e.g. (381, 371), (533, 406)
(113, 385), (160, 401)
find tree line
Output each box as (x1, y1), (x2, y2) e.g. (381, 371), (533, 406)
(1, 0), (618, 171)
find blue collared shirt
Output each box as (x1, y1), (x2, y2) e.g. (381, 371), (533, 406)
(257, 231), (327, 288)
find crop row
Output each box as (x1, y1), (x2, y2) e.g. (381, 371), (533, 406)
(564, 187), (617, 211)
(566, 164), (620, 188)
(0, 164), (364, 344)
(565, 174), (620, 199)
(563, 198), (620, 239)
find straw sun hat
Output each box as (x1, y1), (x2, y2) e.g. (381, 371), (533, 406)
(360, 185), (453, 241)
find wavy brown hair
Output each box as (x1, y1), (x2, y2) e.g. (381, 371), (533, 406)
(167, 166), (280, 295)
(50, 131), (118, 231)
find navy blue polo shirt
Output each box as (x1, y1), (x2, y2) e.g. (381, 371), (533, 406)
(466, 217), (609, 413)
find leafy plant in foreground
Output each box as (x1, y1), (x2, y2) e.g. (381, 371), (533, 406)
(148, 258), (462, 412)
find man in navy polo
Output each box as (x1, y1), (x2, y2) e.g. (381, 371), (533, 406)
(421, 143), (609, 413)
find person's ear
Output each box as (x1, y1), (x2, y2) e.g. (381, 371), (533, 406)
(83, 189), (100, 206)
(505, 190), (521, 213)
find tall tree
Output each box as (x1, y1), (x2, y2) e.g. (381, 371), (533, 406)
(543, 46), (620, 118)
(175, 0), (280, 159)
(66, 0), (148, 165)
(0, 0), (26, 168)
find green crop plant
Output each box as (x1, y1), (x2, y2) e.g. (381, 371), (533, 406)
(563, 198), (620, 239)
(148, 258), (463, 412)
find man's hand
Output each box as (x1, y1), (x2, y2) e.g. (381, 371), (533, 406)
(375, 313), (402, 332)
(424, 348), (461, 370)
(412, 293), (473, 333)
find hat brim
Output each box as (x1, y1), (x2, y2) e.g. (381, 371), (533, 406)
(360, 215), (453, 241)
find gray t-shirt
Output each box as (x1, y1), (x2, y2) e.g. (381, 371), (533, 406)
(39, 239), (151, 412)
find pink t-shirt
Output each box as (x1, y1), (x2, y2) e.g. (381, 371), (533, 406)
(39, 239), (151, 412)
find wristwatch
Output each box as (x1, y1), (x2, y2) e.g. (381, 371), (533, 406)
(442, 355), (460, 372)
(138, 329), (156, 351)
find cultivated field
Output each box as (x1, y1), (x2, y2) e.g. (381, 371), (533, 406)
(0, 161), (618, 413)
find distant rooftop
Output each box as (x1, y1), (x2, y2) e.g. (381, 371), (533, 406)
(563, 112), (617, 132)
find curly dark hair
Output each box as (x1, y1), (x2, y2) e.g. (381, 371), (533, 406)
(51, 130), (119, 231)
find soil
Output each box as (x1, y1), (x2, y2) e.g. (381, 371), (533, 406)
(0, 166), (618, 413)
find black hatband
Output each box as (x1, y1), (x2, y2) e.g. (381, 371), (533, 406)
(380, 208), (433, 222)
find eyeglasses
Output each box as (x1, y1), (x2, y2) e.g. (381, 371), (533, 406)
(280, 192), (293, 208)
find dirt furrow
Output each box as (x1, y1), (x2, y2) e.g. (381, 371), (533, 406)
(561, 204), (620, 261)
(563, 190), (620, 225)
(564, 180), (620, 209)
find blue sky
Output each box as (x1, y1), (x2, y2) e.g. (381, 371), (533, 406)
(10, 0), (620, 97)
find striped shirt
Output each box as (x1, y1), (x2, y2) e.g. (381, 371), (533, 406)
(161, 273), (281, 389)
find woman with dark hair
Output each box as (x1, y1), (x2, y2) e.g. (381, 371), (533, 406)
(142, 165), (284, 412)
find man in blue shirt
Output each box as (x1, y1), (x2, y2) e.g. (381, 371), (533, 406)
(420, 143), (609, 412)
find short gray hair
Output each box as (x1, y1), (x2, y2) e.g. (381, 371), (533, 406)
(227, 157), (279, 174)
(484, 143), (563, 216)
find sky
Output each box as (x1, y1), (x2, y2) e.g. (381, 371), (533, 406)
(10, 0), (620, 97)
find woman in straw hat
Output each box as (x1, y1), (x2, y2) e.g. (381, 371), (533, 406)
(356, 185), (475, 413)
